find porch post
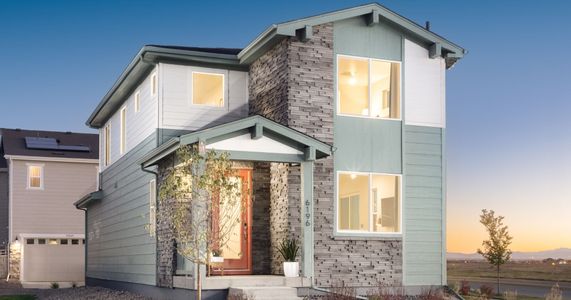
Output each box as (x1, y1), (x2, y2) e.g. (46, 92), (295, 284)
(300, 160), (314, 278)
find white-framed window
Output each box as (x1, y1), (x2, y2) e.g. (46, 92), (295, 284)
(149, 179), (157, 237)
(191, 71), (225, 107)
(337, 55), (401, 119)
(337, 171), (401, 234)
(150, 72), (157, 96)
(104, 124), (111, 166)
(134, 91), (141, 113)
(27, 164), (44, 189)
(120, 107), (126, 155)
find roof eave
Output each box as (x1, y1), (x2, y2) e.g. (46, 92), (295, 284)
(74, 190), (103, 209)
(86, 46), (245, 129)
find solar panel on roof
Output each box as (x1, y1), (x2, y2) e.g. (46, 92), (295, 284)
(25, 136), (91, 152)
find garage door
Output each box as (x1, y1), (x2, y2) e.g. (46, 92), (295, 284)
(22, 237), (84, 282)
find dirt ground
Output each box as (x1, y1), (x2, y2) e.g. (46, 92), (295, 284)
(0, 279), (150, 299)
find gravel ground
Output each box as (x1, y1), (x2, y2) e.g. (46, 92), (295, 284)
(0, 280), (150, 299)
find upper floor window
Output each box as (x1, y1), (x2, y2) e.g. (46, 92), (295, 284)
(104, 124), (111, 166)
(120, 107), (126, 155)
(149, 179), (157, 237)
(27, 164), (44, 189)
(337, 55), (401, 119)
(337, 172), (401, 234)
(151, 73), (158, 96)
(134, 91), (141, 113)
(192, 72), (224, 107)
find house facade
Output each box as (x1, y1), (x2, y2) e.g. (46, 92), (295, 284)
(79, 3), (464, 299)
(0, 129), (98, 286)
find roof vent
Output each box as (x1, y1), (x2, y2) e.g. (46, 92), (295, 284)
(425, 21), (431, 31)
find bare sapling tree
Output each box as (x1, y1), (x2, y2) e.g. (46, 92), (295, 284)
(477, 209), (513, 295)
(158, 144), (243, 300)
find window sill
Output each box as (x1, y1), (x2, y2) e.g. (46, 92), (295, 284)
(333, 233), (402, 241)
(336, 113), (402, 122)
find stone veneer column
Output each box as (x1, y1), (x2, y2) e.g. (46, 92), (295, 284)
(9, 242), (21, 279)
(156, 155), (177, 288)
(249, 23), (402, 287)
(251, 162), (271, 274)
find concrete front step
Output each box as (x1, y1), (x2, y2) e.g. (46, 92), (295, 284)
(228, 286), (302, 300)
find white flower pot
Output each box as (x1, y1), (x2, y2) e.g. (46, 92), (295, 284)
(211, 256), (224, 263)
(283, 261), (299, 277)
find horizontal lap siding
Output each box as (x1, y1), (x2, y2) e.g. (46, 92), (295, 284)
(404, 125), (444, 285)
(11, 160), (97, 238)
(87, 133), (157, 285)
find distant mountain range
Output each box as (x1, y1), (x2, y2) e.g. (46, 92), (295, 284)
(447, 248), (571, 261)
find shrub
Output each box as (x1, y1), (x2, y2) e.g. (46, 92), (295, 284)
(545, 283), (562, 300)
(504, 290), (517, 300)
(322, 282), (357, 300)
(367, 284), (405, 300)
(418, 287), (445, 300)
(277, 238), (299, 262)
(50, 282), (59, 289)
(459, 280), (470, 296)
(479, 284), (494, 298)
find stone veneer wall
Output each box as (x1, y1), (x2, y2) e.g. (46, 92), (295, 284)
(251, 162), (271, 275)
(156, 154), (177, 288)
(9, 242), (20, 279)
(249, 23), (402, 287)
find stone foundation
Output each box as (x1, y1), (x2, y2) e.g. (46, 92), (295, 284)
(9, 241), (21, 279)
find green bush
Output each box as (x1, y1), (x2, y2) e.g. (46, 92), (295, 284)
(277, 238), (299, 262)
(50, 282), (59, 289)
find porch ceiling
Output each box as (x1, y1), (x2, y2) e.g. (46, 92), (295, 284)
(140, 115), (332, 168)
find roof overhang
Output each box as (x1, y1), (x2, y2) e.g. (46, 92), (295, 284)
(74, 190), (103, 209)
(238, 3), (466, 66)
(86, 46), (245, 129)
(140, 115), (332, 168)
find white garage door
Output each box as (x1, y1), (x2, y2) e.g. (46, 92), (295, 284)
(22, 237), (85, 282)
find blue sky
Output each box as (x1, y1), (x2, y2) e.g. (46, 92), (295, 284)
(1, 0), (570, 252)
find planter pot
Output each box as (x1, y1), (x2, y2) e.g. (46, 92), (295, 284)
(211, 256), (224, 263)
(283, 261), (299, 277)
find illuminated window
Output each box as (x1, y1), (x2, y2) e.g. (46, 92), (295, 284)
(134, 91), (141, 113)
(192, 72), (224, 107)
(48, 239), (59, 245)
(151, 73), (157, 96)
(337, 172), (401, 234)
(337, 55), (401, 119)
(27, 165), (43, 189)
(120, 107), (126, 155)
(104, 124), (111, 166)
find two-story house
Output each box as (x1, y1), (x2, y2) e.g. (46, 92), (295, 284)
(77, 3), (465, 299)
(0, 128), (98, 287)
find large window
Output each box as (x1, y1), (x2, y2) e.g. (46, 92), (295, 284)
(150, 73), (157, 96)
(104, 124), (111, 166)
(337, 55), (401, 119)
(27, 164), (43, 189)
(337, 172), (401, 234)
(120, 107), (126, 155)
(192, 72), (224, 107)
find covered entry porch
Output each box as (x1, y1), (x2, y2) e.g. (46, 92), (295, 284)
(140, 115), (331, 289)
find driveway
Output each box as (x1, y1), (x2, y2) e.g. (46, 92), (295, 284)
(0, 279), (150, 299)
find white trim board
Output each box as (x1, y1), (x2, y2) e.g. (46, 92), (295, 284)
(206, 134), (303, 155)
(4, 155), (98, 164)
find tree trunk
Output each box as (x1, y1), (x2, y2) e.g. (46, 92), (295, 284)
(197, 263), (202, 300)
(497, 264), (500, 296)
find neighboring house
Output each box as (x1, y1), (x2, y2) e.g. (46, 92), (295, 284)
(77, 3), (465, 299)
(0, 128), (98, 286)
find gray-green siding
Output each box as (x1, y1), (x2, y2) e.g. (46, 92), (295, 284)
(86, 133), (157, 285)
(0, 170), (8, 246)
(403, 125), (444, 285)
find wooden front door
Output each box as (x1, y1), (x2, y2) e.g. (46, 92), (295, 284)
(211, 169), (252, 275)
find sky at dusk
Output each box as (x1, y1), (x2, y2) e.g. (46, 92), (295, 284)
(1, 1), (570, 253)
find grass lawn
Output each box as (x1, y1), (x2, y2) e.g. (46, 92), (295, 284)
(448, 260), (571, 282)
(0, 296), (36, 300)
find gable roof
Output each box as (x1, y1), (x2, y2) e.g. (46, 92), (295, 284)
(0, 128), (99, 160)
(238, 2), (465, 65)
(86, 3), (465, 129)
(140, 115), (332, 168)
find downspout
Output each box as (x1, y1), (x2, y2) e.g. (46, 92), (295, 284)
(74, 205), (88, 283)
